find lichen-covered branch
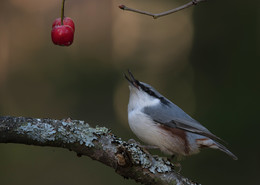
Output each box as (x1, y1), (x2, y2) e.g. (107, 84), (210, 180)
(0, 116), (199, 185)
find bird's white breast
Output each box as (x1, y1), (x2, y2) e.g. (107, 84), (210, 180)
(127, 90), (162, 146)
(128, 108), (161, 146)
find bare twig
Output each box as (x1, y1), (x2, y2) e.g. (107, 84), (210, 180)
(0, 116), (199, 185)
(119, 0), (207, 19)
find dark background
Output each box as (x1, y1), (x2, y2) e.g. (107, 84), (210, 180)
(0, 0), (259, 184)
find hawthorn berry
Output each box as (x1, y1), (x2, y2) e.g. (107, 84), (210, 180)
(51, 0), (75, 46)
(51, 25), (74, 46)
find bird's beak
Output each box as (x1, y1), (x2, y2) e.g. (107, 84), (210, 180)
(124, 70), (139, 89)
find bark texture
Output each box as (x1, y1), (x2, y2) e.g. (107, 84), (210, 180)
(0, 116), (200, 185)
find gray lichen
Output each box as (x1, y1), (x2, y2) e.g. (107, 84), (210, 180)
(57, 120), (97, 147)
(16, 122), (56, 142)
(113, 139), (173, 174)
(179, 177), (200, 185)
(126, 143), (152, 169)
(149, 156), (172, 173)
(15, 118), (111, 147)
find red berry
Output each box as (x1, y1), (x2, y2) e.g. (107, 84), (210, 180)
(51, 25), (74, 46)
(52, 17), (75, 32)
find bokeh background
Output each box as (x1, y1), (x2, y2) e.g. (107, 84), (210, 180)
(0, 0), (259, 184)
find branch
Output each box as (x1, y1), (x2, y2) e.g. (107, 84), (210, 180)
(119, 0), (207, 19)
(0, 116), (199, 185)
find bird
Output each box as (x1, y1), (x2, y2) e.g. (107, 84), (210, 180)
(124, 70), (237, 160)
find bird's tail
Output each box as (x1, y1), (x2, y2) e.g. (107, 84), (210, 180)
(196, 138), (238, 160)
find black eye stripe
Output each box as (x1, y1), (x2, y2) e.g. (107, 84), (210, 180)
(139, 83), (170, 106)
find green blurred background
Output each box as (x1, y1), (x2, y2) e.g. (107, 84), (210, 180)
(0, 0), (259, 184)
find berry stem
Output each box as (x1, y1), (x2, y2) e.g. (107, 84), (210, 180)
(61, 0), (66, 25)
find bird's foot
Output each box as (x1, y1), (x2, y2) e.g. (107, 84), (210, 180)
(141, 145), (159, 149)
(128, 139), (158, 149)
(167, 154), (175, 162)
(128, 138), (141, 145)
(127, 139), (159, 154)
(174, 162), (182, 173)
(167, 155), (182, 172)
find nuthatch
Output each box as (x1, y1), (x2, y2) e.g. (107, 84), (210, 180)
(124, 70), (237, 160)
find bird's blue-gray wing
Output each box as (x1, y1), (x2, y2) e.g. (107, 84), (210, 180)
(142, 102), (223, 143)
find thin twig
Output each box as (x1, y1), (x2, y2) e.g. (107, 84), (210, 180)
(119, 0), (207, 19)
